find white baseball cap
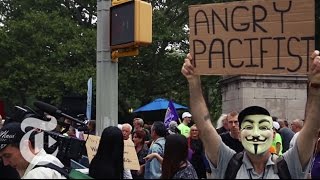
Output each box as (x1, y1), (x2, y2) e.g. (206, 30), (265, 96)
(182, 112), (192, 119)
(273, 121), (280, 130)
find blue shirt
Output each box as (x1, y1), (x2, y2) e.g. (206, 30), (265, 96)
(144, 137), (166, 179)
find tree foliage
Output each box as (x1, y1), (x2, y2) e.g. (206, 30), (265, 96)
(118, 0), (227, 122)
(0, 0), (96, 111)
(0, 0), (318, 124)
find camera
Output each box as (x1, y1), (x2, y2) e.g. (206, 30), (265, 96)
(6, 105), (87, 168)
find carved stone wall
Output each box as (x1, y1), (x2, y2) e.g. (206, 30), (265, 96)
(219, 75), (308, 121)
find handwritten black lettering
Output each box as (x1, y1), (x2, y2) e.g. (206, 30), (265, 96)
(252, 5), (267, 33)
(260, 37), (272, 68)
(301, 36), (315, 72)
(287, 37), (302, 72)
(123, 158), (132, 163)
(273, 36), (286, 70)
(190, 0), (314, 75)
(194, 10), (209, 35)
(244, 38), (259, 67)
(212, 8), (228, 34)
(90, 146), (97, 152)
(273, 1), (292, 33)
(228, 38), (244, 68)
(231, 6), (250, 32)
(209, 38), (224, 68)
(193, 39), (206, 68)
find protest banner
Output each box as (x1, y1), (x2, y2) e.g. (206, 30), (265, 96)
(84, 135), (139, 170)
(189, 0), (315, 75)
(164, 100), (179, 128)
(83, 134), (100, 163)
(123, 139), (140, 170)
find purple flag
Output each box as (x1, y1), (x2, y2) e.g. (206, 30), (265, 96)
(164, 100), (179, 128)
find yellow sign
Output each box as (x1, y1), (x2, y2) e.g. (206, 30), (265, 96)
(84, 135), (140, 170)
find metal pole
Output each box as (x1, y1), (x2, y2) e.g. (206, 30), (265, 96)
(96, 0), (118, 136)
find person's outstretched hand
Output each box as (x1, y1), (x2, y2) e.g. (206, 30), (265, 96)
(309, 50), (320, 84)
(181, 53), (200, 82)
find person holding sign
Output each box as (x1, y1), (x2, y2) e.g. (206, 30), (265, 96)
(181, 50), (320, 178)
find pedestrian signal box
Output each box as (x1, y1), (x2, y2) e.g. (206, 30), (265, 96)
(111, 0), (152, 50)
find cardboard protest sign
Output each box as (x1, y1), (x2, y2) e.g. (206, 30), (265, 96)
(189, 0), (315, 75)
(123, 139), (140, 170)
(83, 134), (100, 163)
(83, 135), (140, 170)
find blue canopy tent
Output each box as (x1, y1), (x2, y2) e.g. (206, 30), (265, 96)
(132, 98), (188, 124)
(133, 98), (188, 112)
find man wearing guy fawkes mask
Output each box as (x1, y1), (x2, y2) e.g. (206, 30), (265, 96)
(238, 106), (274, 156)
(181, 50), (320, 179)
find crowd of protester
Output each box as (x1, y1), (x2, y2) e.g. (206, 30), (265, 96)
(81, 110), (320, 179)
(2, 106), (319, 179)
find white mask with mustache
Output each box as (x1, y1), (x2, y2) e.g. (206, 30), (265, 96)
(240, 115), (273, 155)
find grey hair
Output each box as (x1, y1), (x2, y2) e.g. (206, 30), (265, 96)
(135, 118), (144, 127)
(292, 119), (304, 128)
(216, 114), (227, 128)
(122, 123), (133, 132)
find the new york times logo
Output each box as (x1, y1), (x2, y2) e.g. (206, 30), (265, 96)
(0, 130), (15, 139)
(0, 131), (15, 150)
(20, 117), (58, 164)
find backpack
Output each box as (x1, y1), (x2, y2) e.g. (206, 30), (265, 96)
(33, 163), (93, 179)
(224, 152), (291, 179)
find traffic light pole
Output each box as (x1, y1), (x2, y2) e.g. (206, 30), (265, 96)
(96, 0), (118, 136)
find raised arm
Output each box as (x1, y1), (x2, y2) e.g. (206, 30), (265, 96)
(181, 53), (221, 166)
(297, 50), (320, 168)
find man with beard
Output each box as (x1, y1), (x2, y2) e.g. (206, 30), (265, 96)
(181, 50), (320, 179)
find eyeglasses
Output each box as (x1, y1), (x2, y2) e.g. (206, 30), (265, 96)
(191, 129), (198, 131)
